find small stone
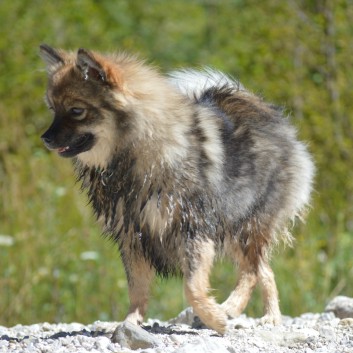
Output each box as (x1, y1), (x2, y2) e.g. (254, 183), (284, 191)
(339, 318), (353, 326)
(107, 342), (120, 351)
(88, 320), (119, 333)
(170, 333), (184, 344)
(304, 348), (314, 353)
(111, 321), (162, 350)
(173, 337), (230, 353)
(41, 322), (52, 331)
(94, 336), (111, 350)
(256, 328), (319, 347)
(300, 313), (320, 320)
(318, 326), (335, 340)
(229, 315), (255, 329)
(318, 311), (336, 321)
(325, 296), (353, 319)
(291, 329), (320, 344)
(0, 341), (9, 348)
(169, 307), (196, 326)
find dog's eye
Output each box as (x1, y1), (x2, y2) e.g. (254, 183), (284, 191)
(70, 108), (86, 120)
(71, 107), (84, 115)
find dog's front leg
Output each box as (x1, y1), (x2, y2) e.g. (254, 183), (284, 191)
(120, 247), (155, 326)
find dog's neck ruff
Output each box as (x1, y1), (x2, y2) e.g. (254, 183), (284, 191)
(93, 167), (115, 187)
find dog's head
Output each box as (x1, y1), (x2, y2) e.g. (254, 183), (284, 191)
(39, 44), (139, 168)
(40, 45), (191, 169)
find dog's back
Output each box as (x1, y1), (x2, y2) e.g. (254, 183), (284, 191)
(171, 69), (313, 243)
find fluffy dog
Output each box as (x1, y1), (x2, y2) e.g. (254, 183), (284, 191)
(39, 44), (314, 334)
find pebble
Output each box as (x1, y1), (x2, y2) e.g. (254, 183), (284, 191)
(1, 296), (353, 352)
(174, 337), (231, 353)
(168, 307), (196, 326)
(227, 314), (254, 329)
(94, 336), (111, 350)
(325, 296), (353, 319)
(111, 321), (162, 350)
(339, 318), (353, 326)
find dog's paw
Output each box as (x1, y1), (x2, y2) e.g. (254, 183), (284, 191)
(199, 306), (228, 335)
(211, 317), (228, 335)
(259, 313), (282, 326)
(124, 312), (144, 326)
(220, 301), (242, 319)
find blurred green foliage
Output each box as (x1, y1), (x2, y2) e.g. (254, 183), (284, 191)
(1, 0), (352, 326)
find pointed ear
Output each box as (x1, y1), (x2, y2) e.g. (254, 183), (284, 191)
(76, 48), (107, 82)
(39, 44), (65, 72)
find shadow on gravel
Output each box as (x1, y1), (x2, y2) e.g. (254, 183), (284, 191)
(1, 335), (22, 342)
(48, 329), (109, 340)
(143, 324), (199, 336)
(0, 329), (109, 343)
(142, 316), (221, 337)
(143, 323), (203, 336)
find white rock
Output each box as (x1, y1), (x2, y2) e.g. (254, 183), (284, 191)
(325, 296), (353, 319)
(174, 337), (230, 353)
(169, 307), (195, 326)
(339, 318), (353, 326)
(318, 325), (336, 340)
(94, 336), (111, 350)
(112, 321), (162, 350)
(256, 327), (320, 347)
(170, 333), (184, 344)
(229, 315), (255, 329)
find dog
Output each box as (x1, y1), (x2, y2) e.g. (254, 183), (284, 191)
(39, 44), (314, 334)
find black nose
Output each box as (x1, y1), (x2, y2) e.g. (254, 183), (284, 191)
(41, 136), (51, 144)
(41, 130), (55, 147)
(41, 135), (52, 145)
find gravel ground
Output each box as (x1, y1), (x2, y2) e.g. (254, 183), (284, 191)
(1, 305), (353, 353)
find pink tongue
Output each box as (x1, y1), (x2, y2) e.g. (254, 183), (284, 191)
(57, 146), (69, 153)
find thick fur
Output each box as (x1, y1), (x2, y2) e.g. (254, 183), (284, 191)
(39, 45), (314, 334)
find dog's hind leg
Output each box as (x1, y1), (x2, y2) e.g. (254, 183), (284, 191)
(222, 238), (281, 325)
(257, 257), (281, 325)
(221, 248), (258, 318)
(121, 249), (155, 326)
(183, 238), (228, 334)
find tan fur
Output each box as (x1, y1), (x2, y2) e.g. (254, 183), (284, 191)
(183, 239), (228, 334)
(124, 256), (155, 326)
(78, 114), (120, 169)
(258, 259), (281, 324)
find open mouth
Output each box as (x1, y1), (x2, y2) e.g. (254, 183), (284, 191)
(56, 133), (94, 158)
(57, 146), (70, 154)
